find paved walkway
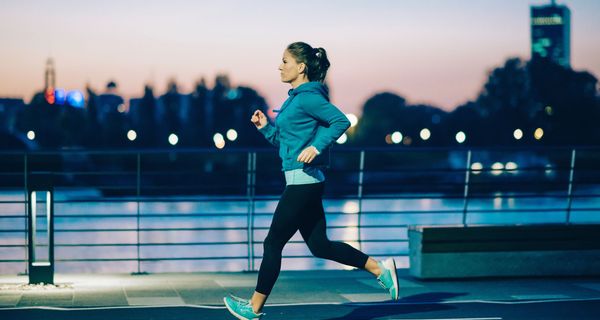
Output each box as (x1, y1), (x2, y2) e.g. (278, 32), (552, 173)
(1, 270), (600, 319)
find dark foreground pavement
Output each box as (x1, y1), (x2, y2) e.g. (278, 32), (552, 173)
(1, 270), (599, 319)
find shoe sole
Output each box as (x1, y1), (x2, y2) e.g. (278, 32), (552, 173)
(223, 297), (259, 320)
(383, 258), (399, 300)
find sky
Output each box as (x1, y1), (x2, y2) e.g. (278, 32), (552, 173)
(1, 0), (599, 115)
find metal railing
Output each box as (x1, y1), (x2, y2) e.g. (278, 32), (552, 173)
(1, 146), (599, 274)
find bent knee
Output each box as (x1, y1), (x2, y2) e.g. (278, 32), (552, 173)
(307, 240), (333, 259)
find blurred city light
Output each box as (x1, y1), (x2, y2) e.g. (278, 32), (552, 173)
(54, 89), (66, 105)
(505, 161), (518, 172)
(44, 87), (55, 104)
(346, 113), (358, 127)
(455, 131), (466, 144)
(513, 129), (524, 140)
(534, 128), (544, 140)
(402, 136), (412, 146)
(117, 103), (126, 113)
(67, 90), (85, 108)
(385, 134), (393, 145)
(127, 130), (137, 141)
(471, 162), (483, 174)
(336, 133), (347, 144)
(545, 105), (553, 115)
(420, 128), (431, 141)
(168, 133), (179, 146)
(491, 162), (504, 175)
(385, 133), (393, 144)
(391, 131), (403, 144)
(213, 133), (225, 149)
(226, 129), (238, 141)
(226, 89), (241, 100)
(27, 130), (35, 140)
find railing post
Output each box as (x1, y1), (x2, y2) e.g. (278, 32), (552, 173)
(135, 152), (142, 274)
(246, 152), (257, 271)
(23, 153), (28, 275)
(357, 150), (365, 251)
(462, 150), (472, 226)
(566, 149), (576, 225)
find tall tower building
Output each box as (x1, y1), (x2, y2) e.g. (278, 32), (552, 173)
(44, 58), (56, 104)
(45, 58), (56, 90)
(531, 0), (571, 67)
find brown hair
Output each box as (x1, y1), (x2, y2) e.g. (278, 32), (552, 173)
(286, 42), (331, 82)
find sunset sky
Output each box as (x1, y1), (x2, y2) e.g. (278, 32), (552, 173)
(1, 0), (599, 115)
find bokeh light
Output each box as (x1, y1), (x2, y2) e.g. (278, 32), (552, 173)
(455, 131), (466, 144)
(513, 129), (523, 140)
(168, 133), (179, 145)
(391, 131), (403, 144)
(127, 130), (137, 141)
(420, 128), (431, 141)
(226, 129), (238, 141)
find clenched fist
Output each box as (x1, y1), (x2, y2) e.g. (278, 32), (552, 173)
(251, 110), (267, 129)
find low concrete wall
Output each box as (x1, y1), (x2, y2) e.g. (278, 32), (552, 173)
(409, 224), (600, 279)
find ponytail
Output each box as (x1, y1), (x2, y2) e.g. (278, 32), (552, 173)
(287, 42), (331, 82)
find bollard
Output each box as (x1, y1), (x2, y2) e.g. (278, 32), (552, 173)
(27, 175), (54, 285)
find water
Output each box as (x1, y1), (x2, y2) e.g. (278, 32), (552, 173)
(1, 187), (599, 274)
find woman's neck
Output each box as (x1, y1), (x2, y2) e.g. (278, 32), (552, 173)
(291, 77), (309, 89)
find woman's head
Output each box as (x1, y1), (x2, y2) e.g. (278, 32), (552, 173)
(279, 42), (330, 85)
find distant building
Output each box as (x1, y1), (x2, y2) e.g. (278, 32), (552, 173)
(0, 98), (25, 132)
(531, 0), (571, 67)
(97, 81), (125, 122)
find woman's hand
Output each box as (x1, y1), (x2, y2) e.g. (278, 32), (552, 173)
(297, 146), (320, 163)
(251, 110), (267, 129)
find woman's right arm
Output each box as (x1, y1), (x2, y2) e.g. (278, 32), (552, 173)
(252, 110), (280, 147)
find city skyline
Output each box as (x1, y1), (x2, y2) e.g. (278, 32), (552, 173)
(1, 0), (599, 115)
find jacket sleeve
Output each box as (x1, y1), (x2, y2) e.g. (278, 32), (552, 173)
(301, 93), (351, 153)
(258, 122), (280, 147)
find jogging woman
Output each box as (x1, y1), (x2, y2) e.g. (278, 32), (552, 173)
(224, 42), (399, 320)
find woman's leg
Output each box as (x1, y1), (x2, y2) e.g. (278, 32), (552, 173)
(252, 185), (310, 312)
(298, 183), (376, 272)
(364, 257), (383, 277)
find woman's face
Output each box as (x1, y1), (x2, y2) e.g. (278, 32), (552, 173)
(279, 50), (305, 84)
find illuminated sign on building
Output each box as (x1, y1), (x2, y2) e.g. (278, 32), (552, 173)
(532, 16), (563, 26)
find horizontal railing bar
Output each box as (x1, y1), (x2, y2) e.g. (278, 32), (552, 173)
(54, 257), (249, 262)
(51, 213), (251, 218)
(23, 165), (590, 175)
(1, 254), (407, 263)
(3, 191), (596, 204)
(2, 144), (599, 156)
(0, 239), (407, 249)
(0, 254), (410, 264)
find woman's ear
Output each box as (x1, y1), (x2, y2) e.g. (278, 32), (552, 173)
(298, 63), (307, 75)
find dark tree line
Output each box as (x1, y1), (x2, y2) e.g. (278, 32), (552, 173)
(351, 57), (599, 147)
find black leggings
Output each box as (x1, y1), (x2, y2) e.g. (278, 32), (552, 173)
(255, 182), (369, 295)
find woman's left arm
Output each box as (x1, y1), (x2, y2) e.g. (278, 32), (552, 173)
(301, 93), (351, 153)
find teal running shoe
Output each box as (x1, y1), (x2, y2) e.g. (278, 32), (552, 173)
(377, 258), (399, 300)
(223, 294), (265, 320)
